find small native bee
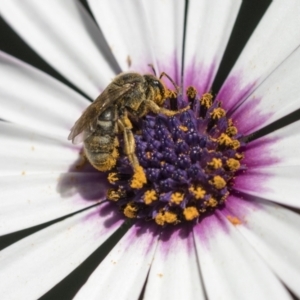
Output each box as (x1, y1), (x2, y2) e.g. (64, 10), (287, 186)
(68, 71), (187, 173)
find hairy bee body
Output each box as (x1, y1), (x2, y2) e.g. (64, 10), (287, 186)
(68, 72), (187, 175)
(84, 106), (119, 171)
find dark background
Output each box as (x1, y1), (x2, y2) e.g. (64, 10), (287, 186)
(1, 1), (298, 299)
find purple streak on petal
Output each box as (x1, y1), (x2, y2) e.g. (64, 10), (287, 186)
(123, 221), (160, 254)
(193, 212), (229, 249)
(231, 96), (273, 135)
(184, 59), (216, 96)
(233, 137), (281, 195)
(233, 170), (273, 195)
(217, 72), (257, 113)
(243, 137), (281, 168)
(222, 194), (263, 224)
(158, 224), (195, 256)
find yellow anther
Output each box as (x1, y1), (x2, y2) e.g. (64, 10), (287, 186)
(200, 93), (213, 108)
(130, 166), (147, 189)
(146, 152), (152, 159)
(107, 189), (123, 201)
(165, 89), (177, 99)
(189, 186), (205, 199)
(144, 189), (157, 205)
(218, 133), (232, 147)
(206, 197), (218, 207)
(230, 139), (240, 150)
(226, 126), (238, 136)
(179, 125), (188, 132)
(164, 211), (178, 224)
(186, 86), (197, 99)
(154, 211), (178, 226)
(124, 203), (137, 218)
(226, 158), (240, 171)
(211, 108), (226, 120)
(207, 158), (222, 169)
(235, 153), (244, 160)
(171, 192), (184, 205)
(107, 172), (118, 183)
(183, 207), (199, 221)
(211, 175), (226, 189)
(155, 212), (165, 226)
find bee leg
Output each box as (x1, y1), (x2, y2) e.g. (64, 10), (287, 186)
(145, 100), (190, 117)
(117, 118), (147, 189)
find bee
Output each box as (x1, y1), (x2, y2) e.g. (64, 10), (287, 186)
(68, 71), (187, 175)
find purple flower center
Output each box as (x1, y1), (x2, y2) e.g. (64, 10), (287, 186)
(106, 88), (245, 226)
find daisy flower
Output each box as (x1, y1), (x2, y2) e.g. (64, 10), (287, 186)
(1, 0), (300, 299)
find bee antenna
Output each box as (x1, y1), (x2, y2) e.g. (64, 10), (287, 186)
(159, 72), (179, 93)
(148, 64), (157, 76)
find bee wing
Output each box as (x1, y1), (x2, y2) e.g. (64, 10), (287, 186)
(68, 84), (133, 144)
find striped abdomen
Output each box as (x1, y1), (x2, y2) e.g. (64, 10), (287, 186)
(84, 107), (119, 171)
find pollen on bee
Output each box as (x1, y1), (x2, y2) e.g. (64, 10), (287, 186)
(130, 165), (147, 189)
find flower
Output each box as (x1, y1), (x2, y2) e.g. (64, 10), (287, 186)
(0, 0), (300, 299)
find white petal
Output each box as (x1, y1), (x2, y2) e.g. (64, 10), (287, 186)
(0, 52), (89, 140)
(141, 0), (185, 85)
(0, 172), (108, 235)
(218, 0), (300, 112)
(89, 0), (185, 85)
(193, 212), (291, 300)
(0, 0), (116, 97)
(225, 196), (300, 297)
(0, 122), (80, 175)
(231, 46), (300, 135)
(0, 203), (123, 300)
(144, 226), (205, 300)
(75, 222), (159, 300)
(88, 0), (154, 73)
(184, 0), (241, 94)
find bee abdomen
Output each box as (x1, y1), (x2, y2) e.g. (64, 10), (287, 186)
(84, 133), (119, 172)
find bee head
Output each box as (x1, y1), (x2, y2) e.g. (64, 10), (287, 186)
(144, 74), (167, 106)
